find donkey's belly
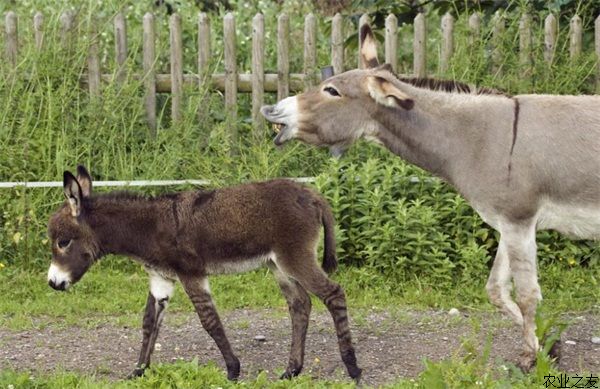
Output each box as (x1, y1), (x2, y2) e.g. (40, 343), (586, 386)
(205, 252), (275, 275)
(536, 201), (600, 239)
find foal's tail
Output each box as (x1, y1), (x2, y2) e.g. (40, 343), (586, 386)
(319, 199), (338, 274)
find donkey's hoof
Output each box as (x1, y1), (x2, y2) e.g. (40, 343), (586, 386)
(280, 367), (302, 379)
(127, 368), (145, 379)
(226, 358), (241, 381)
(349, 366), (362, 383)
(548, 340), (562, 361)
(517, 353), (536, 372)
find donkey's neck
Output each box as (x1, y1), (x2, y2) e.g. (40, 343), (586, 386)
(373, 86), (513, 187)
(85, 195), (170, 261)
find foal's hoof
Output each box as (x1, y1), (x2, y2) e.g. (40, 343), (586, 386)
(280, 367), (302, 379)
(349, 366), (363, 384)
(127, 367), (145, 379)
(226, 358), (241, 381)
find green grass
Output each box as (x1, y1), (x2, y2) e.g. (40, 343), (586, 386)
(1, 256), (597, 331)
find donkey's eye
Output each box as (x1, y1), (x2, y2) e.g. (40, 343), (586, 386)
(323, 86), (341, 97)
(58, 239), (72, 249)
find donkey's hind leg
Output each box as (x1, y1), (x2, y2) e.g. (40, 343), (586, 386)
(129, 269), (175, 378)
(268, 261), (312, 379)
(179, 275), (240, 380)
(502, 221), (542, 371)
(277, 253), (362, 381)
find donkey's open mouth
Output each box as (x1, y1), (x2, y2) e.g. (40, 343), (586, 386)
(260, 97), (299, 146)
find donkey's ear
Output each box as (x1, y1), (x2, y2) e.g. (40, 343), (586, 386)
(63, 171), (82, 217)
(76, 165), (93, 197)
(366, 76), (414, 110)
(360, 25), (379, 69)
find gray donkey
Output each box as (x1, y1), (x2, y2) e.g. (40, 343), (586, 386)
(47, 166), (361, 381)
(261, 25), (600, 370)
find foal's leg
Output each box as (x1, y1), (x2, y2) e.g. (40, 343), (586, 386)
(129, 270), (175, 378)
(279, 253), (362, 381)
(502, 221), (542, 371)
(486, 241), (523, 326)
(268, 261), (312, 379)
(179, 275), (240, 380)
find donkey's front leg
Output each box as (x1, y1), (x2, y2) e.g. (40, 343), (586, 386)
(503, 221), (542, 371)
(180, 275), (241, 380)
(129, 270), (174, 378)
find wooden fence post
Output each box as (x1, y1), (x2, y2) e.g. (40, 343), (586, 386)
(596, 15), (600, 92)
(304, 13), (317, 87)
(358, 13), (369, 69)
(569, 15), (582, 60)
(87, 16), (101, 98)
(252, 13), (264, 131)
(143, 13), (157, 135)
(331, 13), (344, 75)
(60, 11), (75, 51)
(385, 13), (398, 72)
(114, 13), (128, 84)
(491, 11), (504, 76)
(440, 13), (454, 74)
(5, 12), (18, 69)
(413, 13), (426, 77)
(468, 13), (480, 46)
(169, 13), (183, 125)
(519, 13), (532, 76)
(198, 13), (210, 78)
(33, 12), (44, 51)
(544, 14), (558, 65)
(277, 13), (289, 100)
(224, 12), (237, 124)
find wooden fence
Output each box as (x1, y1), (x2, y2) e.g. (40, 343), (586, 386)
(4, 11), (600, 134)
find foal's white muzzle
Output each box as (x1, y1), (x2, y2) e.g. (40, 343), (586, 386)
(48, 263), (72, 291)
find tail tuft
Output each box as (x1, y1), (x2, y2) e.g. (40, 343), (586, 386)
(320, 200), (338, 274)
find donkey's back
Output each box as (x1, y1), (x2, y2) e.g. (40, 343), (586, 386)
(172, 179), (336, 274)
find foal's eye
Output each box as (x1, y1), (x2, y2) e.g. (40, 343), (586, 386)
(323, 86), (341, 97)
(58, 239), (72, 249)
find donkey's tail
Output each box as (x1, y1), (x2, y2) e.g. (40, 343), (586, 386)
(319, 199), (338, 274)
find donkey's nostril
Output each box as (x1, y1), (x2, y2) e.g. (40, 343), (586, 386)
(49, 278), (67, 291)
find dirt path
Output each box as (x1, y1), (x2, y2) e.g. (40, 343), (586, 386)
(1, 309), (598, 386)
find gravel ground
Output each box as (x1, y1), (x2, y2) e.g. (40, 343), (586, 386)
(0, 309), (598, 386)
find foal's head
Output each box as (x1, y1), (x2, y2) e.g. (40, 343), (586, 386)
(47, 166), (99, 291)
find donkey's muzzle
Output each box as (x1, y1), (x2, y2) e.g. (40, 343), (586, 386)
(48, 279), (68, 291)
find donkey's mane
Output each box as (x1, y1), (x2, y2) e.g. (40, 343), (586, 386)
(397, 76), (508, 96)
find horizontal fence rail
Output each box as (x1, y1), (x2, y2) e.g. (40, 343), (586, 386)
(4, 10), (600, 133)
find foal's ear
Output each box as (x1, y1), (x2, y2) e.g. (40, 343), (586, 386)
(63, 171), (82, 217)
(366, 76), (414, 110)
(359, 25), (379, 69)
(76, 165), (93, 197)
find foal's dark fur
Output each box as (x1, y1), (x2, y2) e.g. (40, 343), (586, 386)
(47, 166), (361, 381)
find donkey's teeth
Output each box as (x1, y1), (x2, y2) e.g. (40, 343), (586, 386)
(272, 123), (282, 134)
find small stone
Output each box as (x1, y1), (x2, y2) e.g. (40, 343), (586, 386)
(254, 335), (266, 342)
(565, 340), (576, 345)
(448, 308), (460, 316)
(155, 343), (162, 351)
(442, 337), (449, 341)
(591, 337), (600, 344)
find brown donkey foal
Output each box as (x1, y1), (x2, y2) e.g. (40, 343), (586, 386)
(47, 166), (361, 381)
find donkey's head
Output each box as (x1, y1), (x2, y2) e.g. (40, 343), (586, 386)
(47, 165), (99, 291)
(261, 25), (414, 156)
